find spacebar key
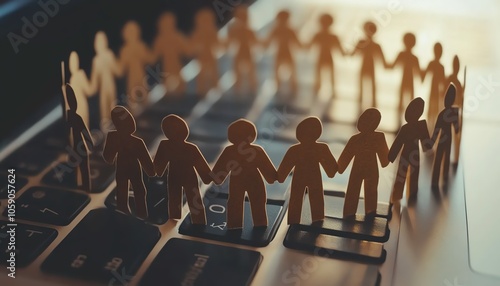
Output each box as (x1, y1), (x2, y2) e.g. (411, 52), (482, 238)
(41, 209), (160, 284)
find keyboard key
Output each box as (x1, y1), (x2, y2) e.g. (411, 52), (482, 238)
(140, 238), (261, 286)
(284, 226), (386, 264)
(1, 148), (59, 176)
(42, 160), (114, 193)
(41, 208), (160, 284)
(5, 187), (90, 225)
(0, 221), (57, 267)
(0, 174), (28, 199)
(179, 193), (285, 247)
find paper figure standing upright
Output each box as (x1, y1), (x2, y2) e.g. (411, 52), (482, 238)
(338, 108), (389, 217)
(431, 83), (459, 188)
(120, 21), (154, 105)
(389, 97), (431, 202)
(190, 9), (221, 95)
(264, 10), (301, 94)
(154, 115), (211, 225)
(387, 33), (422, 123)
(212, 119), (277, 229)
(446, 55), (465, 164)
(90, 31), (121, 127)
(65, 84), (94, 192)
(421, 43), (445, 131)
(350, 21), (387, 110)
(227, 6), (258, 94)
(307, 14), (345, 93)
(69, 51), (93, 127)
(102, 106), (155, 219)
(277, 117), (338, 224)
(153, 12), (189, 94)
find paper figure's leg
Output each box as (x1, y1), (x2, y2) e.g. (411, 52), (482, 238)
(227, 188), (245, 229)
(358, 74), (364, 114)
(290, 61), (298, 94)
(408, 163), (420, 198)
(80, 154), (91, 192)
(432, 145), (444, 187)
(391, 159), (409, 203)
(248, 61), (257, 94)
(116, 176), (130, 215)
(454, 131), (461, 164)
(364, 175), (378, 215)
(168, 182), (183, 220)
(371, 74), (377, 108)
(443, 144), (451, 182)
(308, 183), (325, 222)
(343, 174), (362, 217)
(314, 63), (322, 93)
(131, 174), (148, 219)
(184, 184), (207, 225)
(288, 183), (306, 224)
(274, 62), (282, 92)
(247, 188), (268, 227)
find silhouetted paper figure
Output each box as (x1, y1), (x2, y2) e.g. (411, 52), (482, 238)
(191, 9), (221, 95)
(227, 6), (258, 94)
(431, 84), (459, 188)
(421, 43), (445, 131)
(69, 51), (93, 127)
(350, 21), (387, 109)
(153, 12), (189, 94)
(90, 31), (121, 126)
(264, 10), (301, 94)
(277, 117), (338, 224)
(388, 97), (431, 202)
(154, 115), (211, 225)
(211, 119), (277, 229)
(65, 84), (94, 192)
(446, 56), (465, 164)
(338, 109), (389, 217)
(307, 14), (345, 93)
(103, 106), (155, 219)
(120, 21), (154, 104)
(387, 33), (421, 121)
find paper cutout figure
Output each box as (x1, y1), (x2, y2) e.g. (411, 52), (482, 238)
(338, 108), (389, 217)
(120, 21), (154, 104)
(264, 10), (301, 94)
(350, 21), (387, 109)
(421, 43), (445, 131)
(388, 97), (431, 202)
(307, 14), (345, 93)
(191, 9), (221, 95)
(446, 55), (465, 164)
(154, 115), (211, 225)
(153, 12), (189, 94)
(90, 31), (121, 127)
(277, 117), (338, 224)
(387, 33), (421, 122)
(211, 119), (277, 229)
(69, 51), (93, 127)
(65, 84), (94, 192)
(227, 6), (258, 94)
(430, 83), (459, 188)
(102, 106), (155, 219)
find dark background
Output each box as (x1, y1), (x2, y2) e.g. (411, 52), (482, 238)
(0, 0), (253, 146)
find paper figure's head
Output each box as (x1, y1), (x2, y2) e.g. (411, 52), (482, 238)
(319, 14), (333, 29)
(403, 33), (416, 50)
(357, 108), (381, 133)
(404, 97), (425, 123)
(452, 55), (460, 74)
(235, 6), (249, 24)
(296, 117), (322, 143)
(111, 106), (136, 135)
(158, 12), (176, 33)
(434, 42), (443, 59)
(363, 21), (377, 37)
(69, 51), (79, 74)
(123, 21), (141, 43)
(228, 119), (256, 144)
(65, 84), (78, 111)
(277, 10), (290, 25)
(162, 114), (189, 141)
(195, 9), (215, 30)
(444, 83), (456, 108)
(94, 31), (108, 53)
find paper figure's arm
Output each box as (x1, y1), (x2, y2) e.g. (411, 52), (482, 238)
(257, 147), (277, 184)
(153, 141), (170, 176)
(387, 52), (402, 69)
(421, 62), (430, 82)
(193, 146), (213, 184)
(179, 33), (193, 56)
(211, 148), (231, 185)
(261, 28), (276, 49)
(304, 33), (318, 50)
(388, 131), (404, 163)
(290, 29), (303, 49)
(112, 52), (123, 78)
(102, 132), (118, 164)
(376, 133), (390, 167)
(277, 148), (295, 183)
(78, 116), (94, 149)
(137, 138), (155, 176)
(319, 143), (338, 178)
(453, 108), (460, 134)
(414, 56), (422, 81)
(376, 43), (388, 68)
(333, 35), (346, 56)
(419, 121), (432, 152)
(338, 138), (355, 174)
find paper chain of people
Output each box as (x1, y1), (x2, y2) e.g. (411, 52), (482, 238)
(63, 6), (465, 228)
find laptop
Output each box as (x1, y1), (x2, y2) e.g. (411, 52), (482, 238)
(1, 0), (499, 285)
